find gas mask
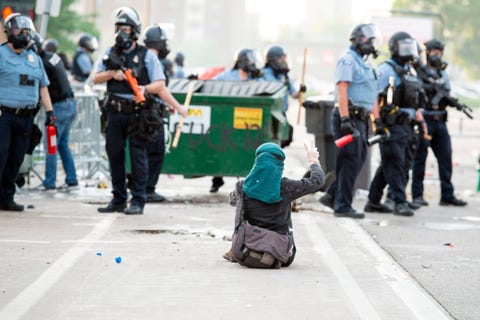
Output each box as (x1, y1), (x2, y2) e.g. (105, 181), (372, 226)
(9, 30), (32, 49)
(158, 46), (170, 60)
(359, 38), (379, 58)
(115, 30), (134, 50)
(427, 54), (443, 68)
(242, 64), (262, 78)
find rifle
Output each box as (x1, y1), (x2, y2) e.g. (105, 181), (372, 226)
(444, 96), (474, 119)
(430, 88), (473, 119)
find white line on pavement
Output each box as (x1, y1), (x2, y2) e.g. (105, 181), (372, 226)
(0, 240), (51, 244)
(339, 219), (453, 320)
(0, 215), (116, 320)
(300, 215), (383, 320)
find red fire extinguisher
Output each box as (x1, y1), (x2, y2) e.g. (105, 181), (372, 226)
(46, 125), (57, 155)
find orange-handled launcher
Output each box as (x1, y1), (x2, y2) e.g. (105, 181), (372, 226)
(335, 130), (360, 148)
(124, 68), (146, 104)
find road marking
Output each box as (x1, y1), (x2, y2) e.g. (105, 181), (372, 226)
(300, 215), (382, 320)
(0, 240), (51, 244)
(339, 219), (453, 320)
(0, 215), (116, 320)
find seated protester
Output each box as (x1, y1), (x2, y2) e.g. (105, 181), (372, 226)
(224, 142), (324, 268)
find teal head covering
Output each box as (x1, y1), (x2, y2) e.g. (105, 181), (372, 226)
(243, 143), (285, 204)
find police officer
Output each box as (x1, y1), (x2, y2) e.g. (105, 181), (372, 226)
(366, 31), (424, 217)
(93, 7), (167, 214)
(210, 48), (263, 192)
(318, 23), (380, 218)
(173, 52), (185, 79)
(260, 45), (306, 113)
(72, 33), (98, 82)
(0, 13), (55, 211)
(142, 24), (187, 202)
(411, 39), (467, 207)
(43, 38), (71, 71)
(30, 33), (79, 191)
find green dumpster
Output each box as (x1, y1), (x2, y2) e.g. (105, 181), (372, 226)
(161, 79), (288, 177)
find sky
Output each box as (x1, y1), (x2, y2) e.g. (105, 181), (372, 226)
(246, 0), (394, 40)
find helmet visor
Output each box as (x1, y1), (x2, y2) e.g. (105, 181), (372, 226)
(361, 24), (382, 47)
(397, 38), (418, 58)
(10, 15), (35, 31)
(90, 37), (99, 51)
(112, 6), (141, 27)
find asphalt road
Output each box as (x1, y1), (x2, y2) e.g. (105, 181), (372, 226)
(0, 107), (479, 319)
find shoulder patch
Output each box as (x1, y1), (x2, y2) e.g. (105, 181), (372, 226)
(342, 60), (352, 65)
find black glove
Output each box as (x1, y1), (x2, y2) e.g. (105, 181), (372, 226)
(299, 84), (307, 93)
(45, 110), (56, 126)
(340, 116), (354, 135)
(374, 118), (386, 135)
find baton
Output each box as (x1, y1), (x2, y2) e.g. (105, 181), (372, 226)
(172, 82), (195, 148)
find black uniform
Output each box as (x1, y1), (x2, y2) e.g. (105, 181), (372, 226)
(97, 44), (164, 213)
(411, 64), (465, 205)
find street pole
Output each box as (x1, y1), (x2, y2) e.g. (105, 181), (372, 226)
(38, 0), (53, 38)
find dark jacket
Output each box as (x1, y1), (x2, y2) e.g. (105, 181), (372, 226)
(230, 163), (324, 235)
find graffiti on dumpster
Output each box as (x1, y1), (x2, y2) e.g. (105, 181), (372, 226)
(185, 122), (263, 152)
(168, 105), (264, 152)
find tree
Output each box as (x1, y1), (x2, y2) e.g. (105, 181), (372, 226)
(45, 0), (99, 57)
(393, 0), (480, 78)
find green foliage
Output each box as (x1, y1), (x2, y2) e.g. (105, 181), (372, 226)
(45, 0), (99, 58)
(393, 0), (480, 78)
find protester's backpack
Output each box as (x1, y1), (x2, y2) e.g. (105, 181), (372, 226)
(231, 188), (293, 269)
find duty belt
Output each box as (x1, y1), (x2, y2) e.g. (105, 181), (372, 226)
(0, 105), (38, 117)
(349, 106), (370, 121)
(423, 109), (446, 121)
(106, 95), (140, 113)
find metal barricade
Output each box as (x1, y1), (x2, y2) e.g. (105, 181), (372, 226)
(30, 92), (109, 181)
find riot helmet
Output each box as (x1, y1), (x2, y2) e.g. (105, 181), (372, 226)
(143, 24), (170, 59)
(424, 39), (445, 69)
(265, 45), (289, 74)
(388, 31), (418, 64)
(234, 48), (262, 78)
(43, 38), (59, 53)
(349, 23), (380, 58)
(3, 13), (35, 49)
(78, 33), (98, 53)
(175, 52), (185, 67)
(113, 7), (141, 49)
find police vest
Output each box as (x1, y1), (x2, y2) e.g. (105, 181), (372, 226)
(417, 64), (449, 110)
(385, 61), (424, 109)
(71, 50), (92, 82)
(106, 45), (150, 95)
(40, 51), (73, 104)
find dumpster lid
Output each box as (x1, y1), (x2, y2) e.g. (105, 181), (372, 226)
(169, 79), (285, 97)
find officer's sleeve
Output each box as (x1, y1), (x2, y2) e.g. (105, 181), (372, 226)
(287, 77), (296, 94)
(145, 50), (166, 82)
(213, 71), (227, 80)
(442, 71), (451, 91)
(259, 67), (276, 81)
(77, 53), (93, 74)
(376, 63), (390, 92)
(38, 57), (50, 87)
(94, 48), (110, 73)
(335, 56), (354, 84)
